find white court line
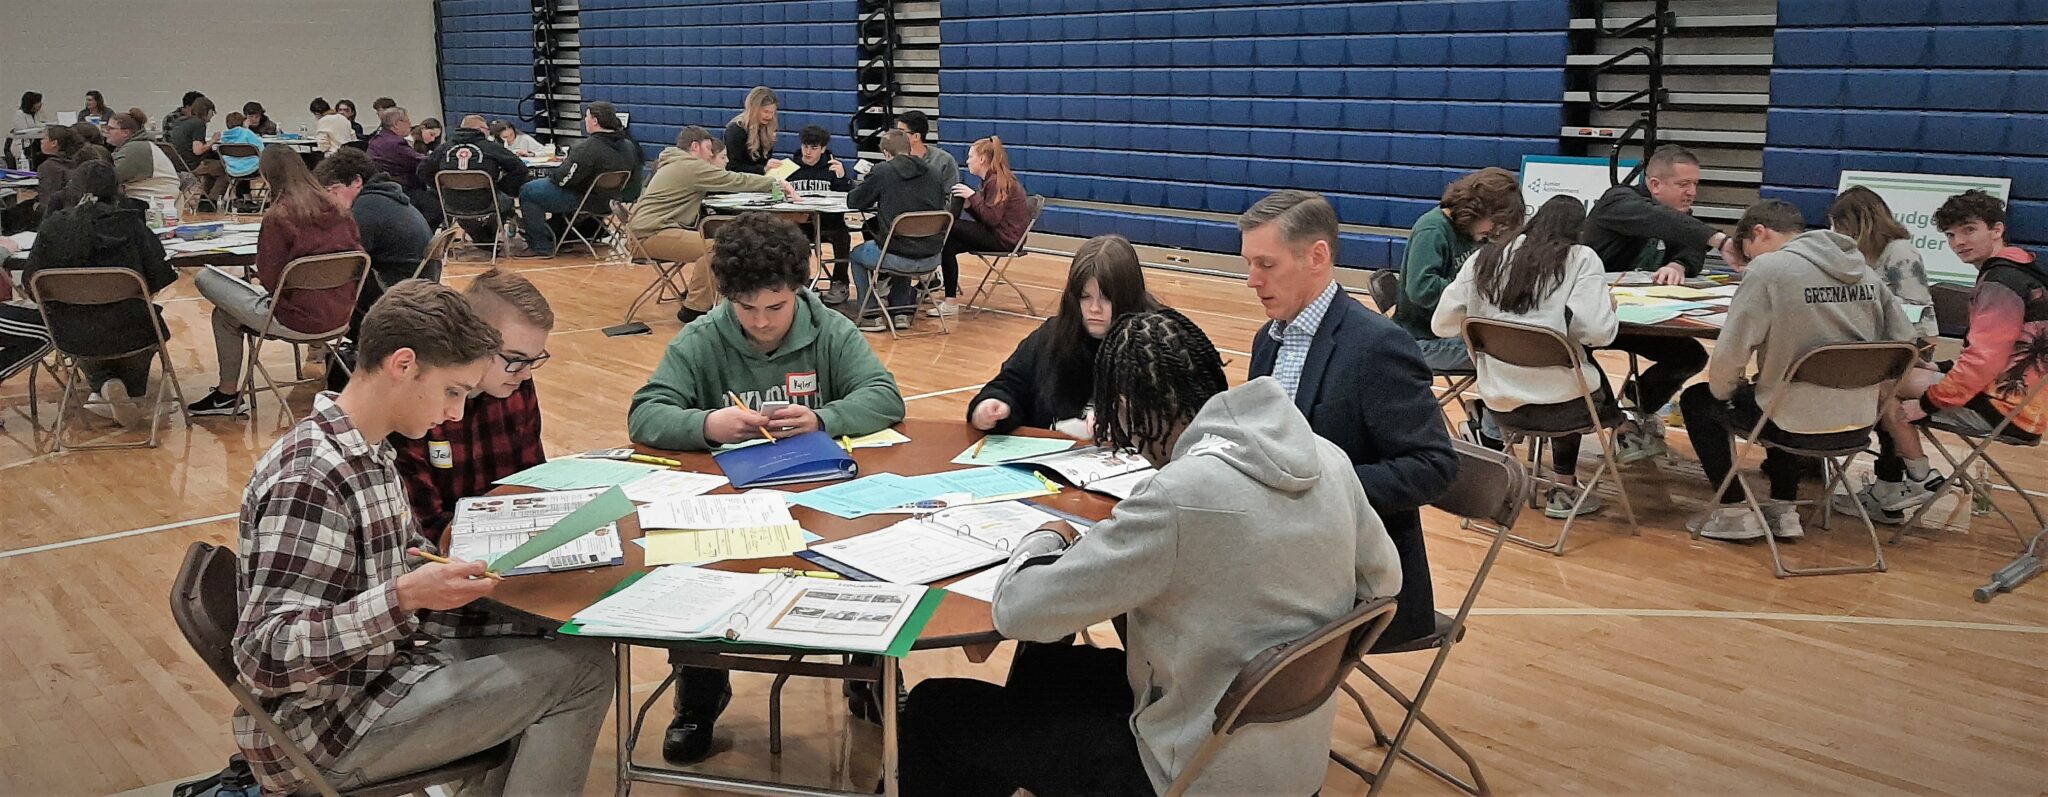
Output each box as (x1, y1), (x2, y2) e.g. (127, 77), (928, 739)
(0, 512), (235, 560)
(1465, 607), (2048, 635)
(904, 383), (986, 402)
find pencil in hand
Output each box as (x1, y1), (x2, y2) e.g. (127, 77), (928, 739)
(414, 549), (503, 581)
(727, 391), (777, 444)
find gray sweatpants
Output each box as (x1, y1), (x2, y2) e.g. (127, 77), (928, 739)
(308, 635), (616, 797)
(196, 266), (323, 390)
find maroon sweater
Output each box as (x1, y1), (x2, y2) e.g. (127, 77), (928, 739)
(257, 204), (363, 334)
(966, 174), (1031, 249)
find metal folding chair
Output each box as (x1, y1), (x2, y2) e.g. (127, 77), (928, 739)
(1160, 596), (1398, 797)
(412, 226), (458, 283)
(1334, 440), (1529, 796)
(238, 252), (372, 421)
(854, 209), (957, 340)
(1895, 369), (2048, 560)
(214, 142), (266, 218)
(1461, 317), (1639, 554)
(169, 543), (513, 797)
(30, 268), (189, 452)
(553, 170), (632, 257)
(434, 170), (504, 264)
(1700, 342), (1920, 577)
(615, 200), (687, 324)
(964, 195), (1046, 317)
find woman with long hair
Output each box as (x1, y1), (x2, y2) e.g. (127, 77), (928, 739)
(932, 136), (1033, 317)
(723, 86), (781, 174)
(491, 120), (548, 157)
(12, 91), (49, 167)
(80, 90), (111, 122)
(188, 147), (364, 416)
(36, 124), (112, 218)
(1433, 194), (1621, 518)
(967, 234), (1161, 439)
(1830, 185), (1937, 340)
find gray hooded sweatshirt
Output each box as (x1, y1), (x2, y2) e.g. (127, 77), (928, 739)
(1708, 229), (1916, 433)
(992, 376), (1402, 796)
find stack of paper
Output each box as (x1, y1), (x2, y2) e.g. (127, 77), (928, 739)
(621, 470), (729, 503)
(567, 566), (935, 656)
(808, 501), (1060, 584)
(638, 493), (808, 566)
(447, 486), (637, 576)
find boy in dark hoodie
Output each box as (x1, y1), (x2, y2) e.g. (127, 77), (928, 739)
(846, 128), (949, 331)
(418, 114), (528, 241)
(625, 212), (904, 765)
(515, 101), (644, 257)
(1846, 190), (2048, 522)
(1680, 200), (1915, 542)
(315, 147), (433, 288)
(786, 124), (854, 302)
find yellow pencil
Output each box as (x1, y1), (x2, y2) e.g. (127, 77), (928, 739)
(628, 453), (681, 467)
(415, 550), (503, 581)
(726, 391), (777, 444)
(972, 436), (990, 458)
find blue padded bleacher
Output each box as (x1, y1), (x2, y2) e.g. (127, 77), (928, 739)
(436, 0), (536, 129)
(1775, 0), (2048, 27)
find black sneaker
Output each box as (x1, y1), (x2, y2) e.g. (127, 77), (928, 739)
(675, 306), (705, 325)
(186, 389), (247, 417)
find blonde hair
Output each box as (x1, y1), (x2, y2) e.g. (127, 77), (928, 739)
(731, 86), (779, 161)
(971, 137), (1018, 208)
(464, 268), (556, 330)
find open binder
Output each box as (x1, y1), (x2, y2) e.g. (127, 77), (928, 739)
(562, 566), (938, 656)
(807, 501), (1062, 585)
(1003, 446), (1157, 499)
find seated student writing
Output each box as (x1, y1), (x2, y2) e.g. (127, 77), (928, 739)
(232, 280), (612, 797)
(785, 124), (854, 303)
(1846, 190), (2048, 522)
(492, 120), (548, 158)
(1433, 195), (1620, 519)
(932, 136), (1032, 318)
(627, 125), (793, 323)
(847, 129), (950, 332)
(626, 212), (905, 764)
(1397, 167), (1524, 374)
(391, 269), (554, 540)
(968, 234), (1162, 440)
(1682, 200), (1914, 541)
(900, 309), (1402, 797)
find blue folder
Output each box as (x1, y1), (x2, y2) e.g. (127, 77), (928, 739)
(713, 431), (858, 489)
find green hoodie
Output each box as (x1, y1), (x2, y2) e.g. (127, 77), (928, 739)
(627, 290), (906, 451)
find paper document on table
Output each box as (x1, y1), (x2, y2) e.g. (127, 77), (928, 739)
(572, 566), (765, 638)
(1607, 271), (1656, 287)
(1087, 468), (1156, 500)
(495, 457), (666, 490)
(621, 470), (729, 503)
(946, 566), (1004, 603)
(1006, 446), (1155, 493)
(223, 244), (260, 255)
(901, 467), (1057, 503)
(5, 232), (35, 250)
(785, 472), (933, 518)
(922, 501), (1061, 550)
(638, 493), (792, 530)
(447, 486), (634, 576)
(1645, 286), (1720, 300)
(1615, 305), (1684, 325)
(808, 518), (1010, 584)
(569, 566), (931, 654)
(642, 523), (809, 565)
(842, 428), (912, 449)
(951, 434), (1077, 465)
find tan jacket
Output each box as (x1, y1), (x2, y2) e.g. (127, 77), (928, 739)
(626, 147), (775, 238)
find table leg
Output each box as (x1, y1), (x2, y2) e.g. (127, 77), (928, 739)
(615, 642), (634, 797)
(881, 658), (899, 797)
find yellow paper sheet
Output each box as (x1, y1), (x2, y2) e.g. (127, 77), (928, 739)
(1645, 286), (1719, 300)
(843, 428), (912, 449)
(643, 523), (809, 566)
(767, 159), (799, 181)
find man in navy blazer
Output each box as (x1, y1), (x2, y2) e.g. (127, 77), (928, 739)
(1242, 190), (1459, 647)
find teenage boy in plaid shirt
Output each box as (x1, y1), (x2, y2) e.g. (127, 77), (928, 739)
(392, 269), (555, 541)
(232, 280), (612, 797)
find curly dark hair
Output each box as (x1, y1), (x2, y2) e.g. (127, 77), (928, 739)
(311, 145), (382, 187)
(710, 212), (812, 299)
(1932, 189), (2006, 233)
(1092, 308), (1229, 458)
(1439, 166), (1524, 238)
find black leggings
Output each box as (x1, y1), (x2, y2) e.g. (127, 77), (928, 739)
(1603, 333), (1708, 415)
(1678, 383), (1804, 504)
(939, 217), (1012, 299)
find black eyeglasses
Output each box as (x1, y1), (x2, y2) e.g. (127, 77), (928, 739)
(497, 350), (550, 372)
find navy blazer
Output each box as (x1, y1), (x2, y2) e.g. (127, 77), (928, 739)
(1251, 288), (1458, 645)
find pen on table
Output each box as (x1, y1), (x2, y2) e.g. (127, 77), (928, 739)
(972, 436), (989, 458)
(628, 453), (681, 467)
(415, 551), (503, 581)
(759, 568), (843, 580)
(726, 391), (777, 444)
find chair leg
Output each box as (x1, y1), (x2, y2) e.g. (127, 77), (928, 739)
(47, 358), (77, 454)
(1762, 454), (1888, 577)
(767, 667), (795, 756)
(1355, 665), (1490, 797)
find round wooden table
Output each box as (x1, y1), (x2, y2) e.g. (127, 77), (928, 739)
(483, 419), (1114, 797)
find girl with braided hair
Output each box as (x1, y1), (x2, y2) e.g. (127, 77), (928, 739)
(900, 309), (1402, 797)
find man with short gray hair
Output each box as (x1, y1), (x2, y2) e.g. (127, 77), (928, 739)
(367, 106), (427, 192)
(1242, 189), (1456, 648)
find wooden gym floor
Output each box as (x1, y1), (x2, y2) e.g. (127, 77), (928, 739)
(2, 237), (2043, 796)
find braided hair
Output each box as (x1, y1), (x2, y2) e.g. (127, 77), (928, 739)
(1091, 308), (1229, 458)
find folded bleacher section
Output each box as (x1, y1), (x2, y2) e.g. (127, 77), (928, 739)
(1765, 0), (2048, 247)
(579, 0), (857, 162)
(439, 0), (538, 129)
(939, 0), (1570, 269)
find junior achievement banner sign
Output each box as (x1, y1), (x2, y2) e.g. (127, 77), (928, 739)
(1837, 171), (2013, 284)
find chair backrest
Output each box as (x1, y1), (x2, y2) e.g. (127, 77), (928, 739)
(1930, 282), (1972, 337)
(1782, 341), (1920, 392)
(1430, 439), (1530, 531)
(155, 141), (192, 175)
(342, 139), (369, 152)
(414, 227), (459, 282)
(983, 195), (1045, 257)
(700, 215), (732, 240)
(571, 169), (633, 216)
(29, 267), (165, 359)
(435, 170), (500, 219)
(880, 209), (955, 257)
(1461, 317), (1580, 371)
(1367, 269), (1400, 317)
(266, 251), (371, 337)
(215, 142), (261, 159)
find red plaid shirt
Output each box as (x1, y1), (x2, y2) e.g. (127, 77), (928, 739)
(391, 379), (548, 541)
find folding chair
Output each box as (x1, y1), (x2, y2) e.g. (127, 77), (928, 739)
(1896, 370), (2048, 555)
(613, 200), (688, 324)
(553, 170), (632, 257)
(1700, 342), (1920, 577)
(434, 170), (504, 263)
(238, 252), (372, 421)
(1334, 440), (1529, 796)
(214, 142), (266, 218)
(1929, 281), (1972, 341)
(964, 195), (1046, 317)
(1160, 596), (1398, 797)
(855, 209), (957, 340)
(413, 226), (458, 282)
(169, 542), (513, 797)
(1366, 269), (1400, 315)
(31, 268), (190, 452)
(1369, 268), (1475, 412)
(1462, 317), (1639, 554)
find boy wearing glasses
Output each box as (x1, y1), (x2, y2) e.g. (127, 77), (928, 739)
(392, 268), (556, 540)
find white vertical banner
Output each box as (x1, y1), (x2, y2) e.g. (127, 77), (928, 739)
(1837, 171), (2013, 284)
(1519, 155), (1640, 219)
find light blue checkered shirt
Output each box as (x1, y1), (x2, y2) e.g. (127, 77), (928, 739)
(1267, 280), (1339, 400)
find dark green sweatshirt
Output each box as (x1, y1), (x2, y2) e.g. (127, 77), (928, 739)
(626, 290), (906, 451)
(1394, 208), (1479, 340)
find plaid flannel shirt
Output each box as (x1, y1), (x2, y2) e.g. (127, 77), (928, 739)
(233, 393), (524, 797)
(391, 379), (548, 542)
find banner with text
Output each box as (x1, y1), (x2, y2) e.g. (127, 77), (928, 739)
(1520, 155), (1640, 220)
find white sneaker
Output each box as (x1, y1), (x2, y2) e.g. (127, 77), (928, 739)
(1869, 474), (1943, 512)
(1832, 488), (1907, 525)
(82, 391), (117, 422)
(1693, 506), (1766, 541)
(1769, 508), (1805, 540)
(103, 380), (145, 428)
(925, 299), (960, 318)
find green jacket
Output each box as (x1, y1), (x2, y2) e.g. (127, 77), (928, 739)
(626, 147), (777, 239)
(1394, 208), (1479, 340)
(627, 290), (906, 451)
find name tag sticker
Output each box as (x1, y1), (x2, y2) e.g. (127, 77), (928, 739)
(429, 440), (453, 469)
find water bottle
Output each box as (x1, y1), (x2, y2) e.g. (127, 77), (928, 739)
(771, 182), (785, 202)
(297, 123), (308, 138)
(159, 195), (180, 228)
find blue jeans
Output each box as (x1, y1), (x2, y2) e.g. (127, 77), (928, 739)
(850, 241), (939, 317)
(518, 178), (582, 254)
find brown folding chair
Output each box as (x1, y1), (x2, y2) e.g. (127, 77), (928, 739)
(1158, 596), (1398, 797)
(614, 200), (688, 324)
(237, 252), (372, 421)
(554, 169), (632, 257)
(1702, 342), (1920, 577)
(1462, 317), (1639, 554)
(214, 142), (266, 218)
(855, 209), (957, 339)
(1929, 281), (1972, 341)
(169, 542), (513, 797)
(964, 195), (1046, 317)
(1895, 365), (2048, 560)
(30, 268), (190, 452)
(413, 226), (458, 283)
(1366, 269), (1400, 315)
(1334, 440), (1529, 796)
(434, 170), (504, 263)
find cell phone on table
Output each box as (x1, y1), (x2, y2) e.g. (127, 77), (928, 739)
(759, 400), (791, 417)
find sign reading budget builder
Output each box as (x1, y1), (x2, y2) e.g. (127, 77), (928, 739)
(1838, 171), (2013, 285)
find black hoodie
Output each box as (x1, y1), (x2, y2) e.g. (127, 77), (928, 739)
(350, 179), (434, 287)
(419, 126), (529, 198)
(22, 196), (174, 357)
(553, 129), (644, 200)
(785, 148), (851, 193)
(846, 154), (949, 258)
(1581, 182), (1721, 276)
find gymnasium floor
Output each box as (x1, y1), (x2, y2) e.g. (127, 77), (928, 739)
(2, 239), (2043, 797)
